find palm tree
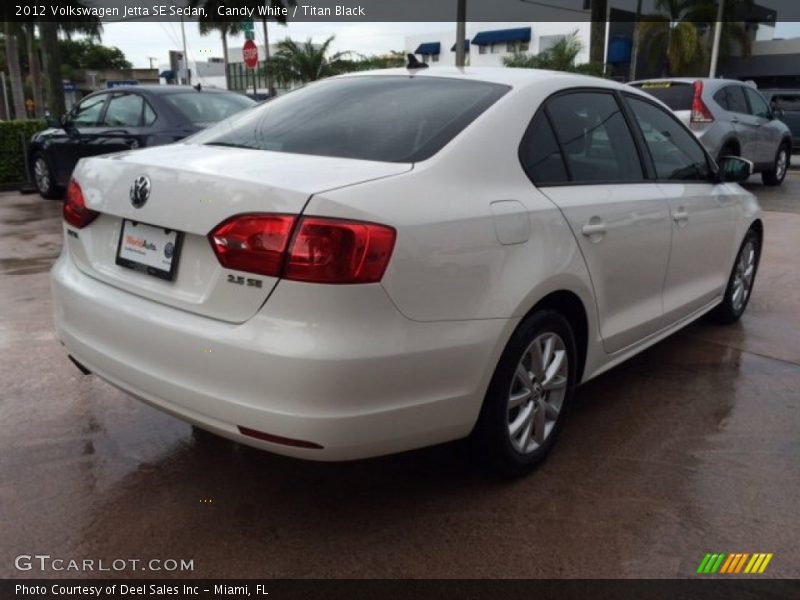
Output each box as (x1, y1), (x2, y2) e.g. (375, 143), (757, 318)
(502, 31), (602, 76)
(22, 24), (44, 117)
(42, 4), (103, 116)
(3, 22), (27, 119)
(266, 36), (349, 86)
(197, 21), (242, 90)
(639, 0), (753, 77)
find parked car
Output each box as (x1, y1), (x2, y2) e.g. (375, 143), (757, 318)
(630, 78), (792, 186)
(52, 68), (762, 476)
(761, 89), (800, 151)
(30, 85), (255, 199)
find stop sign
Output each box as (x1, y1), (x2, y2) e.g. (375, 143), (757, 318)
(242, 39), (258, 69)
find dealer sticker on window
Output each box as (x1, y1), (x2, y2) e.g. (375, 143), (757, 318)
(116, 220), (182, 281)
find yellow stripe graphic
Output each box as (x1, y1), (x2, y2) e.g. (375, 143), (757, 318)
(758, 554), (773, 573)
(744, 554), (760, 573)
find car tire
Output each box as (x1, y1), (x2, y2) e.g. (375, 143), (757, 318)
(471, 309), (578, 477)
(32, 153), (63, 199)
(761, 143), (790, 186)
(712, 228), (761, 325)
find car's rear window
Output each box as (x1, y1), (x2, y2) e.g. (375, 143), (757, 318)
(193, 76), (509, 163)
(631, 82), (694, 111)
(771, 93), (800, 111)
(164, 92), (255, 126)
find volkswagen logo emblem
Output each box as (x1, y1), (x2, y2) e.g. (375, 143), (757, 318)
(130, 175), (151, 208)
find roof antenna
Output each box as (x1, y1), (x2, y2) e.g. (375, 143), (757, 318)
(194, 83), (202, 91)
(406, 54), (429, 70)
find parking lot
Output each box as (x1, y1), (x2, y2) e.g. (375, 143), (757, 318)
(1, 173), (799, 579)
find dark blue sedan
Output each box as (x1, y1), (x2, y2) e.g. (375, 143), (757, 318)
(30, 85), (255, 198)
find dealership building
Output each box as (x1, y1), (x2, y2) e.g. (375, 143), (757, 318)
(404, 4), (800, 88)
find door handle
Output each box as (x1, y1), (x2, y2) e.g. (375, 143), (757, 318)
(731, 117), (739, 124)
(581, 222), (606, 236)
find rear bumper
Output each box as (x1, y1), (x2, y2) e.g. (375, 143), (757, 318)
(51, 252), (515, 460)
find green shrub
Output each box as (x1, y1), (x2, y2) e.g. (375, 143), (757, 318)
(0, 120), (47, 185)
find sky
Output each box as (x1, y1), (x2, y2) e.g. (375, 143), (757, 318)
(102, 22), (451, 68)
(101, 20), (800, 69)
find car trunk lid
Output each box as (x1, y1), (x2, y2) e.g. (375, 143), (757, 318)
(66, 143), (411, 323)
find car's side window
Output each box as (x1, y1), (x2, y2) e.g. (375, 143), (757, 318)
(626, 96), (711, 181)
(544, 91), (643, 183)
(143, 101), (158, 126)
(68, 95), (107, 127)
(743, 87), (770, 119)
(519, 111), (569, 185)
(725, 86), (749, 114)
(103, 93), (145, 127)
(713, 88), (729, 110)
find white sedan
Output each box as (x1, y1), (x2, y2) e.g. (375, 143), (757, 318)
(51, 67), (762, 475)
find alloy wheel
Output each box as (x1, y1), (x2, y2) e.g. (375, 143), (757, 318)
(732, 239), (756, 313)
(775, 149), (788, 181)
(34, 158), (50, 194)
(507, 332), (568, 455)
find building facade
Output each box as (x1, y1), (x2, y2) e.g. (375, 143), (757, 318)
(405, 22), (591, 68)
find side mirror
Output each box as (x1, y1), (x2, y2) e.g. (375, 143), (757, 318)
(45, 115), (62, 128)
(719, 156), (753, 183)
(773, 107), (785, 120)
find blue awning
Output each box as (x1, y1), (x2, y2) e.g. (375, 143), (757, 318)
(472, 27), (531, 46)
(414, 42), (441, 55)
(450, 40), (470, 52)
(159, 70), (175, 80)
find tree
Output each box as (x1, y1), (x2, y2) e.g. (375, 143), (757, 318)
(58, 39), (132, 78)
(198, 22), (241, 90)
(22, 24), (45, 116)
(502, 30), (603, 76)
(265, 36), (349, 85)
(639, 0), (753, 77)
(191, 0), (295, 93)
(39, 22), (65, 116)
(3, 22), (27, 119)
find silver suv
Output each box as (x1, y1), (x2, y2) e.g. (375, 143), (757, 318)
(630, 78), (792, 186)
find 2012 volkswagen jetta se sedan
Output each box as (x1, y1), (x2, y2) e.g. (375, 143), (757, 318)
(51, 68), (762, 475)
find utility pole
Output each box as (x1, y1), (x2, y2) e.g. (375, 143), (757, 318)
(455, 0), (466, 68)
(709, 0), (725, 78)
(147, 57), (158, 69)
(180, 16), (190, 85)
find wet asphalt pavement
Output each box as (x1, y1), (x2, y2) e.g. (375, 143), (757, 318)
(1, 174), (799, 579)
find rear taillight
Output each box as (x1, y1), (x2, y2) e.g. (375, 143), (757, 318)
(208, 214), (296, 277)
(691, 80), (715, 123)
(63, 180), (98, 229)
(285, 218), (396, 284)
(208, 214), (396, 284)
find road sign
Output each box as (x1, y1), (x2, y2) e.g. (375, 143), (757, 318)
(241, 20), (255, 41)
(243, 39), (259, 69)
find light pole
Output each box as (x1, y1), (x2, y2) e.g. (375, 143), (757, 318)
(709, 0), (725, 78)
